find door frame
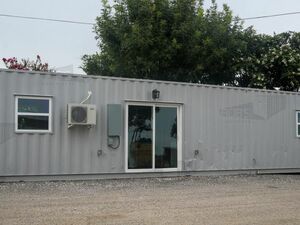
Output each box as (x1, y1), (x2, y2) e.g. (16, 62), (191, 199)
(125, 101), (182, 173)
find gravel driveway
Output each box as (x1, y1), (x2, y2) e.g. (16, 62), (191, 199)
(0, 175), (300, 225)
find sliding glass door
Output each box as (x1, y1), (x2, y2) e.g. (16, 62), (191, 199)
(126, 103), (181, 172)
(128, 105), (153, 169)
(155, 107), (177, 169)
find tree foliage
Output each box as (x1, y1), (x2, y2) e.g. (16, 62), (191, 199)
(236, 31), (300, 91)
(82, 0), (300, 91)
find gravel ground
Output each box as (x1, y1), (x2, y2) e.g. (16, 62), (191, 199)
(0, 175), (300, 225)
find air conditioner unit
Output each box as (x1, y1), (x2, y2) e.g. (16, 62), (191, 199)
(67, 104), (96, 125)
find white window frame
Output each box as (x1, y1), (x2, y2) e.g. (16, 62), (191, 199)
(15, 95), (52, 133)
(125, 101), (182, 173)
(296, 111), (300, 138)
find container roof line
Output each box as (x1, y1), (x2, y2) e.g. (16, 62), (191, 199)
(0, 68), (299, 96)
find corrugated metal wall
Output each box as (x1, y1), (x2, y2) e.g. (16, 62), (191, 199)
(1, 69), (300, 176)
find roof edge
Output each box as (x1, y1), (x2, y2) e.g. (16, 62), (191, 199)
(0, 68), (299, 96)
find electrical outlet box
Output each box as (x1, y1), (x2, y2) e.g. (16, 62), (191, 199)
(107, 104), (122, 136)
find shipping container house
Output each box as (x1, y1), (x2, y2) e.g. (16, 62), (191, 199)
(0, 69), (300, 181)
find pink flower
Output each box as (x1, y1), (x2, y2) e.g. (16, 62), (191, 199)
(2, 55), (50, 72)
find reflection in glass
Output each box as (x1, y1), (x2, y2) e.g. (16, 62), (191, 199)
(18, 98), (49, 113)
(128, 106), (152, 169)
(155, 107), (177, 168)
(18, 115), (49, 130)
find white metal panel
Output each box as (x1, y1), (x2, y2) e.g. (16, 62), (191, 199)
(0, 69), (300, 176)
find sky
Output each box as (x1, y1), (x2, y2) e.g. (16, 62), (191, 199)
(0, 0), (300, 74)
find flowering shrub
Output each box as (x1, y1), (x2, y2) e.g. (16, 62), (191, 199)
(2, 55), (53, 72)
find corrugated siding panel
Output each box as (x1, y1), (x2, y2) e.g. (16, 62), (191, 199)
(0, 69), (300, 176)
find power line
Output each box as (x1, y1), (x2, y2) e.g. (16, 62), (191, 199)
(0, 13), (94, 25)
(241, 11), (300, 21)
(0, 11), (300, 25)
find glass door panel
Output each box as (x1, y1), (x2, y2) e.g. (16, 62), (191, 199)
(128, 105), (153, 169)
(155, 107), (177, 168)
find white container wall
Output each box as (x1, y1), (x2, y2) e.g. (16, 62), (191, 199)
(1, 69), (300, 178)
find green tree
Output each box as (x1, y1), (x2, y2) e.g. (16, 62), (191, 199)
(195, 2), (246, 85)
(236, 32), (300, 91)
(234, 28), (273, 88)
(82, 0), (246, 84)
(82, 0), (300, 91)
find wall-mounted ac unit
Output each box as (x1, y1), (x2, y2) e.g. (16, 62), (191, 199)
(67, 104), (96, 125)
